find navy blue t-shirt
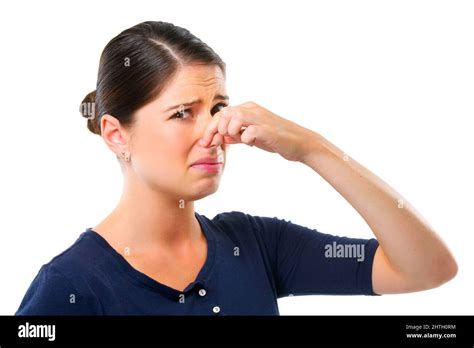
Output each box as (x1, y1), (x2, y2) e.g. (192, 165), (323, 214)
(15, 211), (380, 315)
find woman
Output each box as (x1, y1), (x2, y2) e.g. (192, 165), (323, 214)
(16, 21), (457, 315)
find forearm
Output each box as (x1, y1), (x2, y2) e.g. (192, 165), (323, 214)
(301, 132), (457, 286)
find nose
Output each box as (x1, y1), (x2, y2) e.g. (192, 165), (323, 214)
(197, 111), (223, 147)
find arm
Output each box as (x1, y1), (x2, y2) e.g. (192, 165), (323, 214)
(300, 132), (458, 294)
(200, 101), (458, 295)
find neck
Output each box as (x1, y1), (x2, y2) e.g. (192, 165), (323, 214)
(94, 175), (201, 251)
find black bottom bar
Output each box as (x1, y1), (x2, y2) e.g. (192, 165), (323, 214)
(0, 315), (472, 346)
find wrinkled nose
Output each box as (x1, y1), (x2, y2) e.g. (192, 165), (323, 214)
(197, 112), (222, 147)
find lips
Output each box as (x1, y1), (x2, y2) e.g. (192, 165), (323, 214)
(191, 157), (223, 166)
(190, 155), (224, 174)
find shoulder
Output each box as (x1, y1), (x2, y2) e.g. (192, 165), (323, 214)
(202, 210), (291, 251)
(15, 262), (103, 315)
(209, 210), (288, 233)
(15, 231), (104, 315)
(43, 230), (108, 277)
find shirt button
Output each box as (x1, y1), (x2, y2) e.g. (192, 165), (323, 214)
(212, 306), (220, 314)
(198, 289), (207, 297)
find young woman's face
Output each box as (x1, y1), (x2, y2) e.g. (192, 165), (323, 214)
(127, 64), (229, 202)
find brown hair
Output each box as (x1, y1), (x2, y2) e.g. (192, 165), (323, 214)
(79, 21), (226, 135)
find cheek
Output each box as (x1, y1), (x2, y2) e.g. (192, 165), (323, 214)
(134, 124), (191, 170)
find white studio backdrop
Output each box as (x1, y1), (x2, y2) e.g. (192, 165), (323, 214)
(0, 0), (472, 315)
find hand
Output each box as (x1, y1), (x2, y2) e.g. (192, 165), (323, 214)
(200, 101), (319, 162)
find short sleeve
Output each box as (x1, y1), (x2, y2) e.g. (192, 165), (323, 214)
(247, 214), (381, 298)
(15, 264), (103, 315)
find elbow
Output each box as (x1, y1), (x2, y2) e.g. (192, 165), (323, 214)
(422, 256), (458, 290)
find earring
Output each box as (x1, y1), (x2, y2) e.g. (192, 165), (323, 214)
(121, 151), (131, 162)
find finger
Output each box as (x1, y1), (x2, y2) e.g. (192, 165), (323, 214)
(240, 125), (260, 146)
(223, 132), (242, 144)
(227, 115), (245, 137)
(217, 108), (232, 136)
(201, 106), (257, 147)
(210, 132), (224, 147)
(200, 112), (221, 147)
(222, 133), (241, 145)
(218, 106), (257, 137)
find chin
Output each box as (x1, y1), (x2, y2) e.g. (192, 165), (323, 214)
(185, 181), (220, 201)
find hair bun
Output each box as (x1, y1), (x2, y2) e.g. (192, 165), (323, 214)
(79, 90), (101, 135)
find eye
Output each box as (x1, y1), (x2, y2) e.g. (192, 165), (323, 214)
(212, 103), (228, 116)
(171, 107), (192, 121)
(170, 103), (228, 121)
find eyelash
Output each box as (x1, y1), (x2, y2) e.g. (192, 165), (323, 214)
(171, 103), (228, 121)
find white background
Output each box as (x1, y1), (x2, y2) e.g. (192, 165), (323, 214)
(0, 0), (472, 315)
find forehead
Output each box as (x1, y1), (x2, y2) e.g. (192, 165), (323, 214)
(161, 64), (226, 99)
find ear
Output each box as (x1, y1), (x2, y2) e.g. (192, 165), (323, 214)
(100, 114), (129, 154)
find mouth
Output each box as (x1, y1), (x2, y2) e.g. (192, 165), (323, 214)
(190, 162), (223, 173)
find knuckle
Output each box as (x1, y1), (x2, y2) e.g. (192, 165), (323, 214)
(234, 110), (244, 120)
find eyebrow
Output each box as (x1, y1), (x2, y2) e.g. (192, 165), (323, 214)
(164, 94), (230, 113)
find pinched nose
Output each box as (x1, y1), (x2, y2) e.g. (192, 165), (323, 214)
(196, 112), (214, 145)
(197, 111), (233, 149)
